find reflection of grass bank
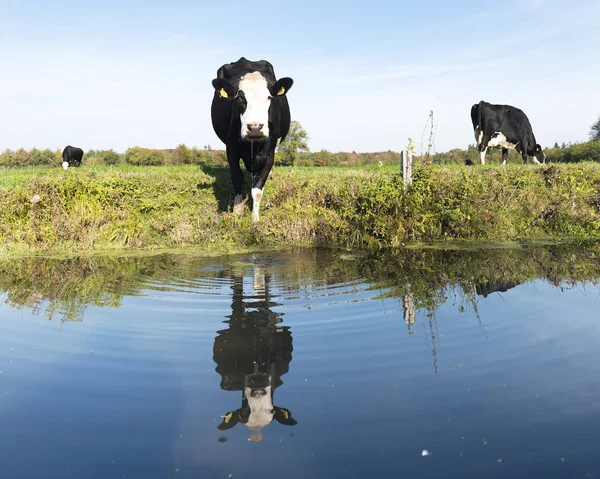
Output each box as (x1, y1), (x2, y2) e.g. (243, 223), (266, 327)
(1, 244), (599, 322)
(0, 254), (217, 322)
(1, 163), (600, 255)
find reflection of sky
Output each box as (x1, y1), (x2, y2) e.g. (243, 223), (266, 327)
(0, 271), (599, 478)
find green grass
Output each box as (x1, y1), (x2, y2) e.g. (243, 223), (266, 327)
(1, 163), (600, 256)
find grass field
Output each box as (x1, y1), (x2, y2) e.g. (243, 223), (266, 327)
(1, 163), (600, 256)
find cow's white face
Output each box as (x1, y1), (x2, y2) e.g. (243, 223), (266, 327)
(238, 72), (271, 140)
(62, 161), (69, 170)
(244, 386), (274, 431)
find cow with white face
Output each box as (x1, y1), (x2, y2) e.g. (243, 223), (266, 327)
(62, 145), (84, 170)
(471, 101), (545, 165)
(211, 57), (293, 222)
(213, 267), (296, 440)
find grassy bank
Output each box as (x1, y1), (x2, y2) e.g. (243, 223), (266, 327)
(1, 163), (600, 255)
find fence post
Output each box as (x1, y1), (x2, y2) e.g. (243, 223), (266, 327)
(401, 149), (413, 189)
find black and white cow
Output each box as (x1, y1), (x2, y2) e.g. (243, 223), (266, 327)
(214, 268), (296, 441)
(471, 101), (545, 165)
(62, 145), (84, 170)
(211, 57), (293, 221)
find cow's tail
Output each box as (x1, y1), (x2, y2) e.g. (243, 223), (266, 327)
(471, 101), (483, 144)
(470, 102), (482, 130)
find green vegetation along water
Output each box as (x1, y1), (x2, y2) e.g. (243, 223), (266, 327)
(1, 163), (600, 255)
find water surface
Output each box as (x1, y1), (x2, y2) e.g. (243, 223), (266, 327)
(1, 246), (599, 478)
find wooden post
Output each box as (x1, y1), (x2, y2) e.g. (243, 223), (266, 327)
(401, 149), (413, 189)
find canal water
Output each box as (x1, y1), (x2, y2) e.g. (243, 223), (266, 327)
(0, 245), (599, 478)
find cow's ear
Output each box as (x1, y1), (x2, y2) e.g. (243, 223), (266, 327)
(271, 77), (293, 96)
(217, 411), (240, 430)
(273, 407), (297, 426)
(212, 78), (235, 99)
(535, 144), (542, 153)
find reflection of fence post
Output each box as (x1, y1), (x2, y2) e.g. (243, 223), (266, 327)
(403, 284), (416, 332)
(401, 149), (413, 189)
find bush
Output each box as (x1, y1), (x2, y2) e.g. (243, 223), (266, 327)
(103, 150), (120, 166)
(29, 148), (55, 166)
(83, 149), (121, 166)
(146, 151), (165, 165)
(125, 147), (165, 166)
(171, 144), (192, 165)
(545, 140), (600, 163)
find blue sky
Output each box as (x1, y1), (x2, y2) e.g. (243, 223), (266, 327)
(1, 0), (598, 154)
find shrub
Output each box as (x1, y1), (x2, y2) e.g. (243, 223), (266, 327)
(545, 140), (600, 163)
(103, 150), (120, 166)
(171, 144), (192, 165)
(29, 148), (55, 166)
(125, 147), (165, 166)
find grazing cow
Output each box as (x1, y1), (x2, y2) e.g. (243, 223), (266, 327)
(62, 145), (84, 170)
(471, 101), (545, 165)
(214, 266), (296, 441)
(211, 57), (293, 221)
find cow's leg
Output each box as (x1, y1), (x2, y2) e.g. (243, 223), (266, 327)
(477, 134), (489, 165)
(479, 146), (488, 165)
(501, 148), (508, 166)
(227, 145), (245, 215)
(250, 150), (275, 222)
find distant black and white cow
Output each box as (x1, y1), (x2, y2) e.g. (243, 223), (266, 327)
(211, 57), (293, 221)
(214, 269), (296, 441)
(471, 101), (545, 165)
(62, 145), (84, 170)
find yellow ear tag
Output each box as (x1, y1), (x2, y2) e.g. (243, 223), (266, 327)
(282, 410), (289, 419)
(219, 88), (228, 98)
(224, 413), (233, 423)
(277, 86), (285, 96)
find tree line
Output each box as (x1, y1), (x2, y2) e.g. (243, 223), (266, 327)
(0, 145), (400, 168)
(2, 115), (599, 168)
(426, 140), (600, 165)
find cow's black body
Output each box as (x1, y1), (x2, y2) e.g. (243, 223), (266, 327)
(211, 57), (292, 221)
(62, 145), (84, 168)
(471, 101), (545, 165)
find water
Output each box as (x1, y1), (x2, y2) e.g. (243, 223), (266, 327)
(0, 246), (599, 478)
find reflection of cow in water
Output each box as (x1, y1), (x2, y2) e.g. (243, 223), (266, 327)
(475, 280), (520, 298)
(213, 267), (296, 440)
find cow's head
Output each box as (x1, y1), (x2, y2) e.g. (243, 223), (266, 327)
(534, 144), (546, 164)
(217, 373), (296, 439)
(212, 73), (293, 141)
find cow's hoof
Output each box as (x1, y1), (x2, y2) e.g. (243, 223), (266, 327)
(252, 213), (260, 223)
(233, 203), (245, 216)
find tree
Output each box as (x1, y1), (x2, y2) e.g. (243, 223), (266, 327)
(591, 115), (600, 141)
(278, 121), (309, 166)
(171, 144), (192, 165)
